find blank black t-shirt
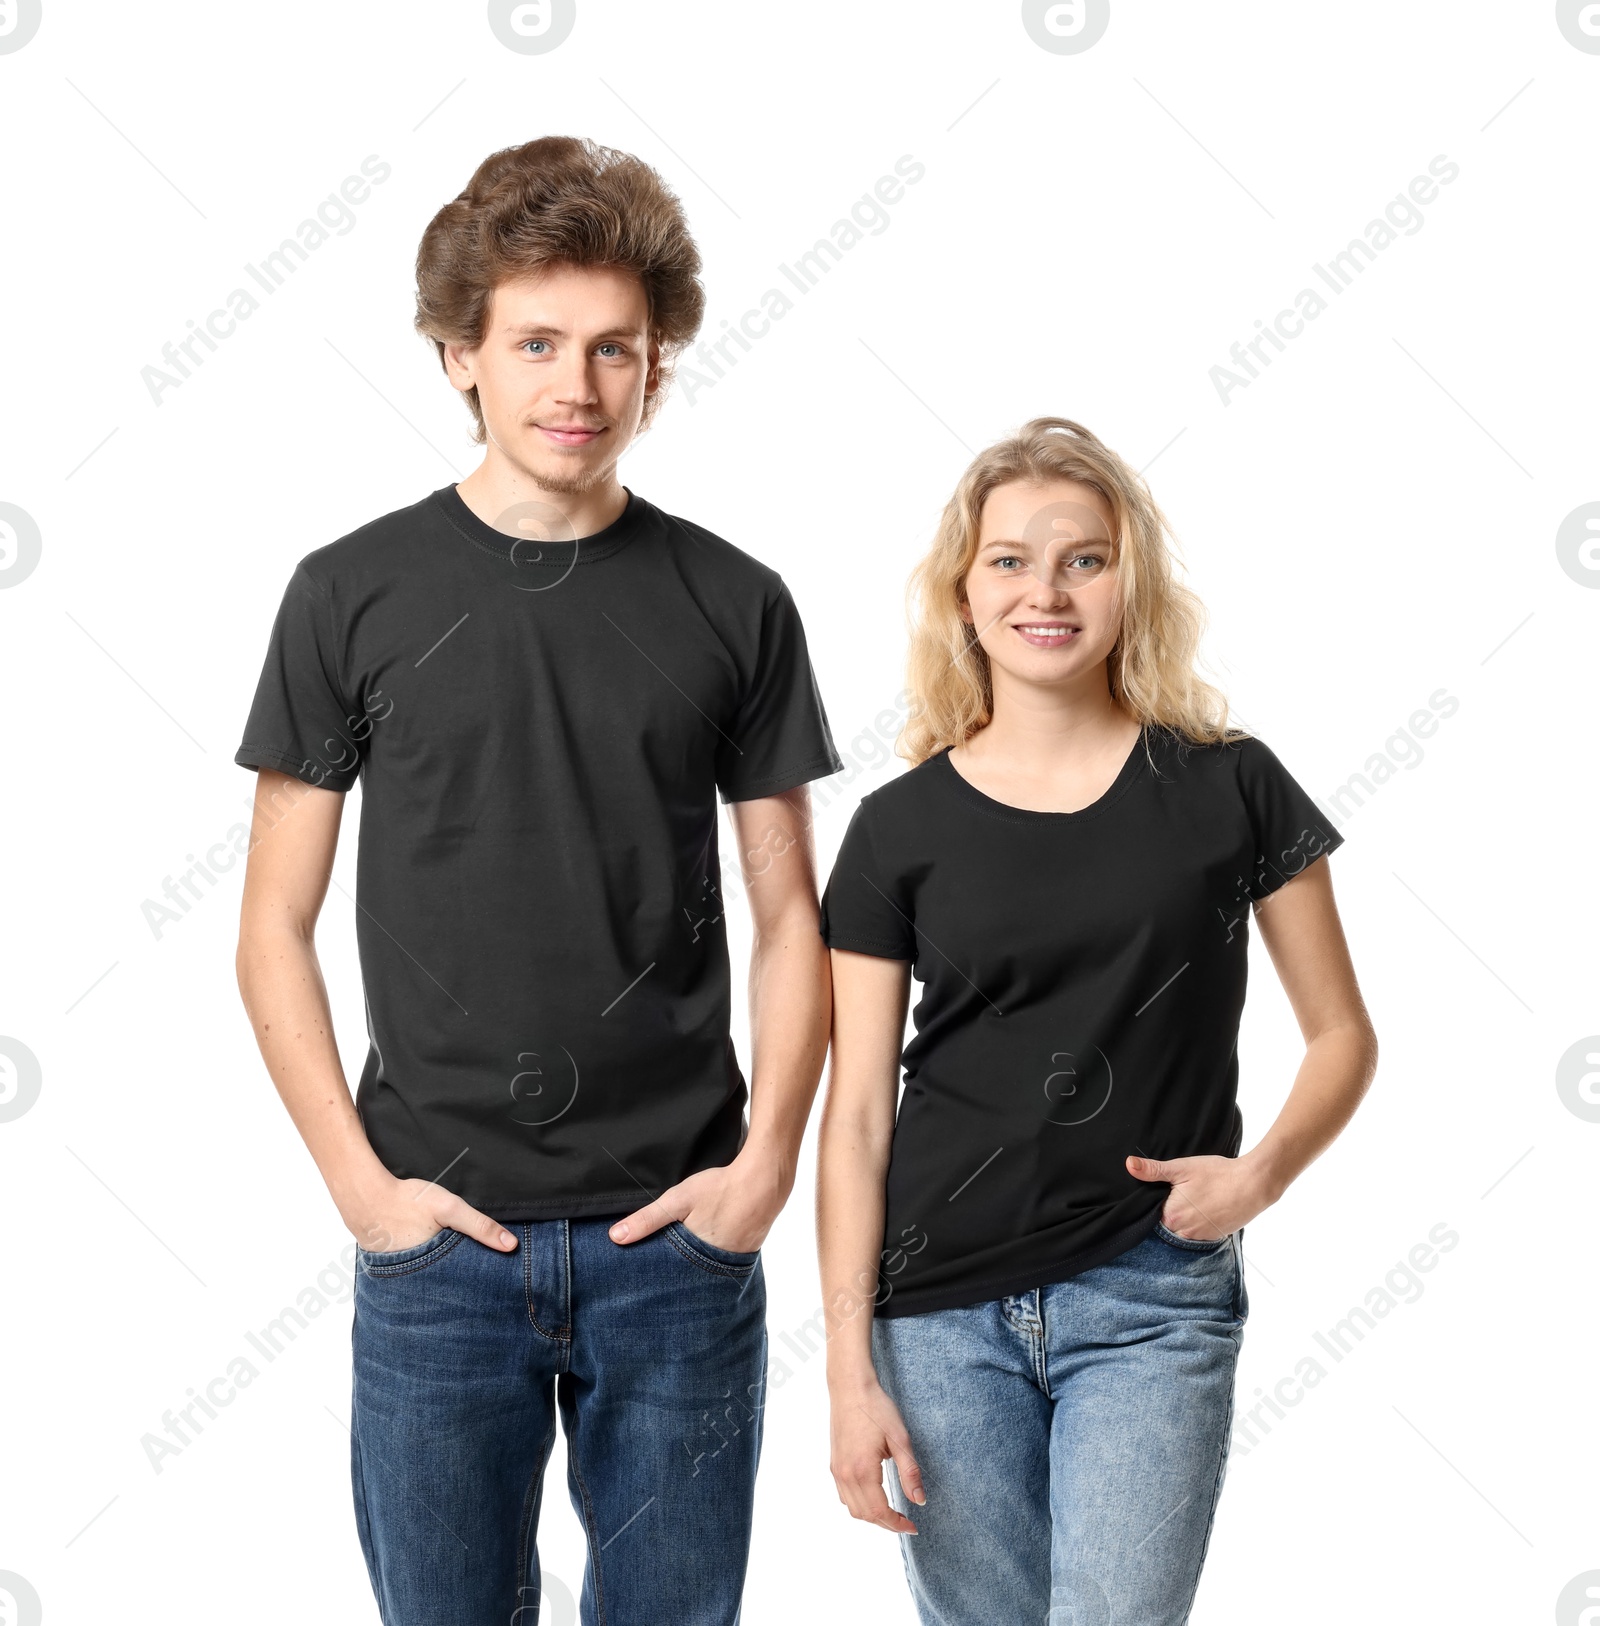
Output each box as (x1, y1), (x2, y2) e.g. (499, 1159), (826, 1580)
(818, 724), (1343, 1317)
(236, 485), (843, 1220)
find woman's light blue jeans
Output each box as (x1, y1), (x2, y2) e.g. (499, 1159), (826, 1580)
(871, 1221), (1248, 1625)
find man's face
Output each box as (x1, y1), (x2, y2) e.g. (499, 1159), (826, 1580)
(446, 263), (659, 497)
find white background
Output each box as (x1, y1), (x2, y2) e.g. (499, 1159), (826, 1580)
(2, 2), (1597, 1622)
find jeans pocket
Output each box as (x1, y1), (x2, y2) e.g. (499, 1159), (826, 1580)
(356, 1227), (465, 1277)
(666, 1221), (761, 1278)
(1153, 1219), (1231, 1255)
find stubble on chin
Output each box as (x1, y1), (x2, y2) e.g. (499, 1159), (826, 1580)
(525, 462), (608, 498)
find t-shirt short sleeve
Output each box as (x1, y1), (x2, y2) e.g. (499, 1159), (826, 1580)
(819, 798), (917, 960)
(715, 579), (844, 804)
(235, 562), (365, 792)
(1235, 735), (1344, 900)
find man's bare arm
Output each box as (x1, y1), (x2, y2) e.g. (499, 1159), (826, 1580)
(235, 768), (517, 1253)
(608, 783), (831, 1252)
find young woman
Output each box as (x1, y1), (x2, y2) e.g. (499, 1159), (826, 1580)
(816, 418), (1377, 1623)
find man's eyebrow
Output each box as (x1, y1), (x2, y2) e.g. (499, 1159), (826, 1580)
(501, 322), (645, 341)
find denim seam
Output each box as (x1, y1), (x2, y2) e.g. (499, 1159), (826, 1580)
(1153, 1220), (1230, 1254)
(357, 1229), (466, 1278)
(664, 1224), (759, 1280)
(564, 1404), (610, 1626)
(522, 1224), (570, 1343)
(514, 1410), (559, 1621)
(1179, 1346), (1239, 1614)
(349, 1389), (392, 1626)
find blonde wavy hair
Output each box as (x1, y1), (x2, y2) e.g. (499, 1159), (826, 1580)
(901, 417), (1245, 766)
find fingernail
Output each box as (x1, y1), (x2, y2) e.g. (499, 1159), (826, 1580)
(499, 1231), (515, 1248)
(610, 1224), (627, 1241)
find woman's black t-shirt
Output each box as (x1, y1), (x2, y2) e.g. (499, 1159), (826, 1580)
(818, 725), (1344, 1318)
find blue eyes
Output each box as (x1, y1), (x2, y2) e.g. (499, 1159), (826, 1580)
(994, 554), (1105, 572)
(521, 341), (627, 358)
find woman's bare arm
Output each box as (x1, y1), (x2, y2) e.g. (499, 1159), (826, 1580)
(817, 946), (926, 1532)
(1126, 856), (1379, 1235)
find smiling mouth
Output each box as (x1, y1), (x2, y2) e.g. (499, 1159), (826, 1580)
(1013, 622), (1081, 645)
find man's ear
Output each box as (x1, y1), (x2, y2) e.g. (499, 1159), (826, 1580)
(644, 337), (662, 399)
(442, 340), (477, 392)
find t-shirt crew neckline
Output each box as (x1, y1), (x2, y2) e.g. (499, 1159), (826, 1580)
(431, 482), (647, 565)
(937, 726), (1154, 824)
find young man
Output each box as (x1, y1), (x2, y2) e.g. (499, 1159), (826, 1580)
(234, 136), (842, 1625)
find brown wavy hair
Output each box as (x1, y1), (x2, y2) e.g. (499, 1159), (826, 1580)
(901, 417), (1243, 765)
(414, 135), (705, 442)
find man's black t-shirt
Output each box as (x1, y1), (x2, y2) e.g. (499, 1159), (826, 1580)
(236, 485), (843, 1220)
(818, 724), (1343, 1318)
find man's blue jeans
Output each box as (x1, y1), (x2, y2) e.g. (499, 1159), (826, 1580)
(350, 1216), (766, 1625)
(871, 1221), (1248, 1625)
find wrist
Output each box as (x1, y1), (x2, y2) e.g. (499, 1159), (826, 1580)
(1239, 1144), (1291, 1207)
(328, 1151), (398, 1224)
(826, 1357), (881, 1396)
(730, 1139), (796, 1205)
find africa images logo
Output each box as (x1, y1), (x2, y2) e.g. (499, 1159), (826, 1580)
(488, 0), (576, 54)
(1021, 0), (1109, 53)
(0, 0), (43, 53)
(0, 503), (42, 588)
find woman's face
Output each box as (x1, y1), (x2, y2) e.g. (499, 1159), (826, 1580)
(960, 478), (1124, 689)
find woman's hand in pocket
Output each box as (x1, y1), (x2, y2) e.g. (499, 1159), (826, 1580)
(1126, 1152), (1279, 1241)
(829, 1376), (926, 1534)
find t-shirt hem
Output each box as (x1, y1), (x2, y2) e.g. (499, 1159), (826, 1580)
(719, 749), (846, 804)
(1251, 828), (1345, 901)
(873, 1201), (1167, 1319)
(821, 932), (915, 960)
(234, 745), (358, 792)
(468, 1189), (654, 1222)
